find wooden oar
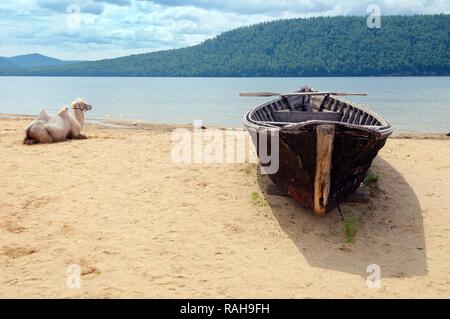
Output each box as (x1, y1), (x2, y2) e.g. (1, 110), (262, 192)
(239, 92), (368, 97)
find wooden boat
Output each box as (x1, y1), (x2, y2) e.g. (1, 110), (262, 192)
(242, 86), (393, 215)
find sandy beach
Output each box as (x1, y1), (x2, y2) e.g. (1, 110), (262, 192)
(1, 116), (449, 298)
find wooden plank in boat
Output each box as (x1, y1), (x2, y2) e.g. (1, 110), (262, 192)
(314, 125), (335, 215)
(272, 110), (342, 123)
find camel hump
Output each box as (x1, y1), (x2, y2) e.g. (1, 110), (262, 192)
(58, 106), (69, 117)
(36, 109), (49, 120)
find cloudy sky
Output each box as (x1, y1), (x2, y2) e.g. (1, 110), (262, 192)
(0, 0), (448, 60)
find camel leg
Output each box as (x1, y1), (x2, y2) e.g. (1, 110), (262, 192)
(24, 138), (39, 145)
(26, 127), (53, 144)
(69, 123), (87, 140)
(72, 133), (87, 140)
(40, 128), (53, 143)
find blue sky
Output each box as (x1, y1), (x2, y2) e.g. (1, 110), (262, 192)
(0, 0), (448, 61)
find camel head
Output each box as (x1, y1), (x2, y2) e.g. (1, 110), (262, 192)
(71, 98), (92, 112)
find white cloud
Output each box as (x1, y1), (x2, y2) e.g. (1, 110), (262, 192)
(0, 0), (448, 60)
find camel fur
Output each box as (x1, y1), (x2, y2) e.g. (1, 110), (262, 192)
(24, 98), (92, 145)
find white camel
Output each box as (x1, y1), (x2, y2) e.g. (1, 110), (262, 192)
(24, 98), (92, 145)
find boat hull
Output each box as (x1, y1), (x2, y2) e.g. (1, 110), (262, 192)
(243, 86), (392, 215)
(262, 123), (387, 214)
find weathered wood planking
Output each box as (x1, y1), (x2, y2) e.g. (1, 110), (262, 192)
(243, 86), (393, 215)
(314, 125), (335, 215)
(273, 111), (342, 123)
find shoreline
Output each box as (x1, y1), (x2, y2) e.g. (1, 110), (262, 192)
(2, 113), (449, 139)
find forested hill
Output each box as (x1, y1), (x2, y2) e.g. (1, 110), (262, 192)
(7, 14), (450, 77)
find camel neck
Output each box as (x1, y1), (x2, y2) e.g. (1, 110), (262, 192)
(73, 109), (85, 129)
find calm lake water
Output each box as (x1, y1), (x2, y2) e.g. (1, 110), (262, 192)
(0, 76), (449, 132)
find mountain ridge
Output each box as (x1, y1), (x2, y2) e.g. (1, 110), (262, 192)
(2, 14), (449, 76)
(0, 53), (83, 71)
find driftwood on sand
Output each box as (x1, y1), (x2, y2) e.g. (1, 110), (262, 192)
(24, 98), (92, 145)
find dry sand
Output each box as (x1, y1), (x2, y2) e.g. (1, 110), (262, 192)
(0, 117), (449, 298)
